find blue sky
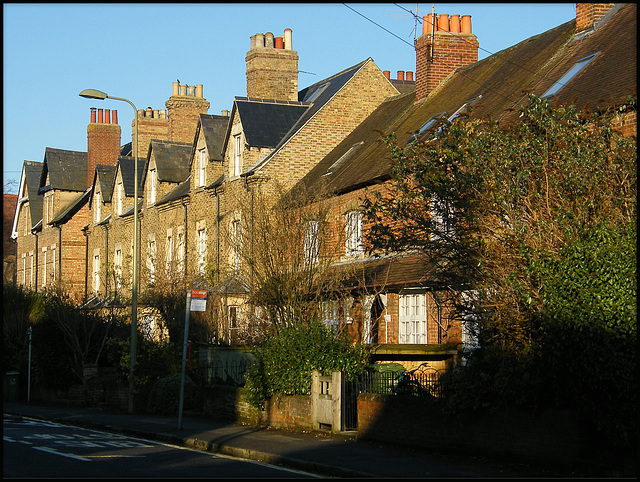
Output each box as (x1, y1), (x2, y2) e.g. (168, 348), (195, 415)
(3, 3), (576, 195)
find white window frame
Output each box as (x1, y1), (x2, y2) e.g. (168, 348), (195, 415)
(321, 300), (340, 331)
(142, 314), (155, 340)
(95, 190), (101, 223)
(197, 228), (206, 276)
(234, 134), (242, 177)
(42, 248), (47, 287)
(116, 181), (123, 216)
(345, 211), (364, 257)
(148, 239), (156, 283)
(304, 220), (319, 264)
(199, 148), (207, 187)
(29, 253), (34, 288)
(166, 231), (174, 274)
(149, 168), (157, 205)
(399, 291), (428, 344)
(114, 248), (122, 292)
(51, 246), (56, 283)
(177, 229), (185, 276)
(232, 219), (241, 269)
(93, 252), (100, 293)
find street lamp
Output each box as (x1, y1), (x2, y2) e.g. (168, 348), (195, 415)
(80, 88), (139, 414)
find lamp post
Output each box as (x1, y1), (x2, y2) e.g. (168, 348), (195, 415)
(80, 89), (139, 414)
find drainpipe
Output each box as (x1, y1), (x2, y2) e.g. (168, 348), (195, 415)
(34, 232), (38, 291)
(433, 292), (442, 344)
(58, 226), (63, 289)
(242, 172), (255, 290)
(83, 227), (89, 302)
(215, 187), (220, 285)
(182, 198), (188, 277)
(104, 225), (109, 299)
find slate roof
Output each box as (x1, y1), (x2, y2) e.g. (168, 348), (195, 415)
(144, 140), (192, 184)
(194, 114), (231, 163)
(390, 78), (415, 94)
(245, 58), (389, 174)
(156, 178), (190, 206)
(296, 4), (637, 200)
(235, 99), (309, 148)
(39, 148), (88, 193)
(21, 161), (44, 231)
(92, 165), (117, 206)
(115, 156), (145, 198)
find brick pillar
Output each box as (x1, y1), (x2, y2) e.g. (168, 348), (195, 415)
(246, 28), (299, 101)
(575, 3), (614, 32)
(415, 13), (478, 101)
(87, 108), (121, 188)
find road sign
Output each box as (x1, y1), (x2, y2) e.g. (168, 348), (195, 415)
(190, 290), (207, 312)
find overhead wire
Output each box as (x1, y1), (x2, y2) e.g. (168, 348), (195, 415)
(345, 3), (590, 101)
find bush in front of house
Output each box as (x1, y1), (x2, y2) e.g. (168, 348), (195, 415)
(244, 319), (369, 408)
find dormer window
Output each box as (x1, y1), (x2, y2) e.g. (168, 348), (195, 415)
(541, 52), (600, 99)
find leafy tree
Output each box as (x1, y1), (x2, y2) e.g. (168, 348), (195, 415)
(364, 95), (636, 457)
(363, 95), (636, 352)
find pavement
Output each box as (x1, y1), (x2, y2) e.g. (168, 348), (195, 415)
(4, 400), (584, 478)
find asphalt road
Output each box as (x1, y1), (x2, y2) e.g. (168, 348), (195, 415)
(3, 416), (319, 478)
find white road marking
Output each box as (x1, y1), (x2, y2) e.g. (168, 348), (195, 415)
(33, 446), (91, 462)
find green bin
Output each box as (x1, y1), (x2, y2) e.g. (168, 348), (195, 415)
(5, 371), (20, 402)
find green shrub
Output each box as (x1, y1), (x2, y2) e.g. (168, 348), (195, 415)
(245, 320), (369, 407)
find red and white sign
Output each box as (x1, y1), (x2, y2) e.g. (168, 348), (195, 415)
(190, 290), (207, 312)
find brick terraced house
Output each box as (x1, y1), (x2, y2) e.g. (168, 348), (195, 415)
(11, 4), (636, 362)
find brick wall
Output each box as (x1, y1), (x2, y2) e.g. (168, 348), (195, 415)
(415, 31), (478, 100)
(357, 392), (582, 465)
(246, 30), (298, 102)
(203, 385), (312, 431)
(260, 60), (398, 190)
(87, 119), (121, 188)
(576, 3), (614, 32)
(134, 115), (170, 160)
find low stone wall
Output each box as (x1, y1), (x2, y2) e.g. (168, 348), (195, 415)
(357, 392), (581, 465)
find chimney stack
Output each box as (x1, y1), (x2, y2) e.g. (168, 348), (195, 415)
(415, 12), (479, 100)
(576, 3), (614, 32)
(165, 80), (210, 146)
(87, 107), (121, 188)
(246, 28), (299, 101)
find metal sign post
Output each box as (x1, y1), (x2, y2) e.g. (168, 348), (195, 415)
(178, 290), (207, 430)
(27, 326), (32, 403)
